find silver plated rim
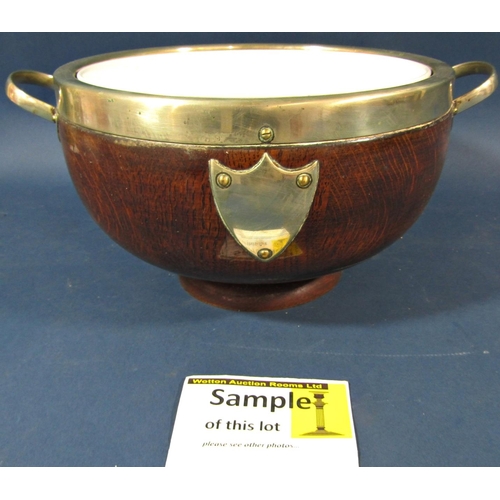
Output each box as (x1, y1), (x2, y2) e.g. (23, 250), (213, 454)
(53, 44), (455, 145)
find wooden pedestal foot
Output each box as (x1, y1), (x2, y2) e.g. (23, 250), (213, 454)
(179, 273), (341, 312)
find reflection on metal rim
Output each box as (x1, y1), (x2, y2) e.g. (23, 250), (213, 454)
(53, 44), (455, 145)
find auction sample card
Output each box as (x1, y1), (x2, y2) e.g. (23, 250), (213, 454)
(166, 375), (358, 478)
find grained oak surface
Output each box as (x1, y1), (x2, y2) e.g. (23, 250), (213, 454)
(59, 113), (453, 285)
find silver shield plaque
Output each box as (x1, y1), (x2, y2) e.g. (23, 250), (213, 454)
(209, 153), (319, 262)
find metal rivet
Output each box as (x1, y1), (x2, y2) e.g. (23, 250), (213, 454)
(216, 172), (232, 188)
(258, 126), (274, 143)
(296, 173), (312, 189)
(257, 248), (273, 260)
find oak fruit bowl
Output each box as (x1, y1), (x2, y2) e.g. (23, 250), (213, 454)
(6, 45), (497, 311)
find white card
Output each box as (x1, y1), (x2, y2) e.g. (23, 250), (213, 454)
(166, 375), (358, 485)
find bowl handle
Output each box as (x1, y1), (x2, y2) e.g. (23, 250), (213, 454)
(452, 61), (498, 115)
(5, 70), (58, 122)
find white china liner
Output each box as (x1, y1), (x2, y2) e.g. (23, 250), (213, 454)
(77, 49), (432, 98)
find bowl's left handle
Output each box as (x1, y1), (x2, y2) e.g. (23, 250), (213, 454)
(5, 70), (58, 123)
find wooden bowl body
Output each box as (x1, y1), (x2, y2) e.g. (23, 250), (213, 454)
(7, 45), (497, 309)
(58, 112), (453, 285)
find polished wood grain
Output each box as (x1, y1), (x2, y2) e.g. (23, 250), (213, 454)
(58, 113), (453, 308)
(179, 273), (342, 312)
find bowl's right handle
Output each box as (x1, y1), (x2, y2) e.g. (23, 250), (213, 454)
(5, 70), (57, 122)
(453, 61), (498, 115)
